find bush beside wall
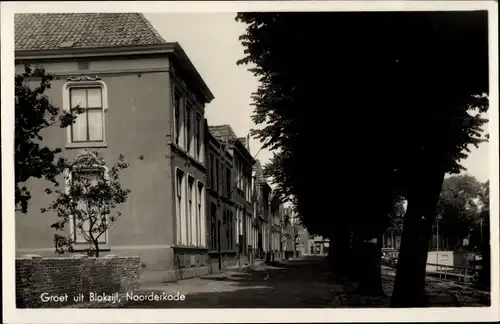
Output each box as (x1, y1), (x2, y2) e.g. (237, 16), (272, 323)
(16, 255), (140, 308)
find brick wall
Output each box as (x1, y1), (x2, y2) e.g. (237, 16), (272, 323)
(16, 254), (140, 308)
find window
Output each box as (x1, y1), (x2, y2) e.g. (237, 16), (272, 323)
(195, 182), (201, 246)
(197, 182), (205, 247)
(176, 169), (185, 245)
(67, 167), (108, 244)
(229, 211), (234, 250)
(195, 114), (202, 161)
(70, 87), (104, 142)
(215, 159), (220, 193)
(220, 162), (224, 196)
(186, 102), (192, 153)
(210, 203), (217, 250)
(188, 176), (195, 245)
(209, 153), (215, 189)
(220, 164), (225, 196)
(226, 168), (231, 198)
(235, 208), (239, 243)
(226, 211), (231, 250)
(238, 209), (243, 244)
(174, 90), (182, 146)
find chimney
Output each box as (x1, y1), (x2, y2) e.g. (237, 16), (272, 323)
(246, 133), (250, 152)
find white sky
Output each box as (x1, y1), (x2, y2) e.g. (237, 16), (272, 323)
(145, 13), (490, 183)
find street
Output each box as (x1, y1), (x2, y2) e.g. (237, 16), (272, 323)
(120, 256), (334, 308)
(63, 255), (491, 309)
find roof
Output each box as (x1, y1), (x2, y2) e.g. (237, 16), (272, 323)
(208, 125), (238, 142)
(15, 13), (166, 51)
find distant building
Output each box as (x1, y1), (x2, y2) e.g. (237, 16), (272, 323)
(253, 160), (272, 258)
(205, 123), (236, 272)
(269, 194), (286, 258)
(208, 125), (255, 265)
(283, 206), (297, 256)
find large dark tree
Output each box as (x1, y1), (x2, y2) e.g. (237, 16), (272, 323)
(236, 11), (489, 306)
(15, 65), (80, 213)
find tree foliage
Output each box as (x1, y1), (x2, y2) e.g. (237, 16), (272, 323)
(15, 65), (81, 213)
(44, 150), (131, 257)
(436, 175), (484, 248)
(236, 11), (489, 306)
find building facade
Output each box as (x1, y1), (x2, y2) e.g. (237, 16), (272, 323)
(14, 13), (214, 283)
(205, 124), (237, 272)
(283, 206), (298, 256)
(208, 125), (255, 265)
(252, 160), (272, 259)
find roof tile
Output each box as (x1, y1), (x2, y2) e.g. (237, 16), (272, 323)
(15, 13), (166, 51)
(208, 125), (238, 142)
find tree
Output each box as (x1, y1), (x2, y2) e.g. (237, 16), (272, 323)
(236, 11), (489, 306)
(44, 150), (131, 257)
(388, 197), (407, 235)
(476, 180), (490, 285)
(435, 175), (483, 249)
(15, 65), (81, 213)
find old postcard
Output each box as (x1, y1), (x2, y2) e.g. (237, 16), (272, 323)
(2, 1), (498, 323)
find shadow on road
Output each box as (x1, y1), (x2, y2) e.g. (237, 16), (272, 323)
(120, 256), (335, 308)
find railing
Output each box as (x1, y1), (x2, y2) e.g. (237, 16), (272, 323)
(382, 256), (481, 284)
(426, 263), (480, 283)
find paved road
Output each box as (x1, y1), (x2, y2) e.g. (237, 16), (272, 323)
(120, 256), (334, 308)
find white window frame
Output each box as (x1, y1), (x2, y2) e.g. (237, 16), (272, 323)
(197, 181), (206, 247)
(185, 101), (194, 156)
(65, 165), (110, 245)
(173, 87), (185, 149)
(187, 175), (195, 246)
(175, 168), (186, 245)
(195, 114), (204, 163)
(63, 79), (108, 145)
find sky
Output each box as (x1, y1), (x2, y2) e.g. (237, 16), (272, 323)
(145, 13), (490, 184)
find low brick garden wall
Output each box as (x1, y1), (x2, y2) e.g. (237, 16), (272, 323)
(16, 254), (140, 308)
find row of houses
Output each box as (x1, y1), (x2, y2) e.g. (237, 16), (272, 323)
(14, 13), (291, 282)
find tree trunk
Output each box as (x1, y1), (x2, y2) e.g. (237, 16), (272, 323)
(331, 226), (351, 277)
(349, 230), (363, 282)
(355, 235), (385, 296)
(391, 169), (445, 307)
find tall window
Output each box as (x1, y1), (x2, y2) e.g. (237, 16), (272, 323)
(226, 169), (231, 198)
(238, 209), (243, 243)
(195, 114), (202, 160)
(235, 208), (239, 242)
(186, 102), (192, 153)
(209, 154), (215, 189)
(226, 211), (231, 250)
(229, 211), (234, 250)
(210, 203), (217, 250)
(215, 159), (220, 193)
(176, 169), (185, 244)
(197, 182), (205, 247)
(220, 163), (224, 196)
(174, 90), (182, 145)
(70, 87), (104, 142)
(188, 176), (195, 246)
(221, 164), (226, 196)
(196, 182), (201, 246)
